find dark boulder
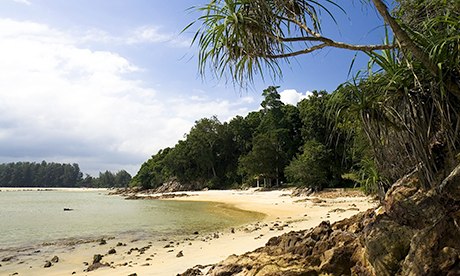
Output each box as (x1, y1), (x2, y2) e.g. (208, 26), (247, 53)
(44, 261), (52, 268)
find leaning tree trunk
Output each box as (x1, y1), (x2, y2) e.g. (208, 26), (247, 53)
(371, 0), (460, 99)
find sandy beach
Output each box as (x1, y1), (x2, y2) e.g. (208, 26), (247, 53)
(0, 188), (377, 276)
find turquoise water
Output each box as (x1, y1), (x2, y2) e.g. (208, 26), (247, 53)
(0, 190), (263, 248)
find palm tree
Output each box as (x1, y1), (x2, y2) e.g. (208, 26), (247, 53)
(186, 0), (460, 191)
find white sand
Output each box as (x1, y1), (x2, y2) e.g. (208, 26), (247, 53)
(0, 189), (377, 276)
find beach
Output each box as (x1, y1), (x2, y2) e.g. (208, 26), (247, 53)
(0, 188), (377, 276)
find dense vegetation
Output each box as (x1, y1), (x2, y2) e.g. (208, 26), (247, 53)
(134, 0), (459, 195)
(131, 87), (359, 191)
(0, 161), (131, 188)
(80, 170), (132, 188)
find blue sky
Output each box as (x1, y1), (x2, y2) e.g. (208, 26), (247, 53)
(0, 0), (388, 176)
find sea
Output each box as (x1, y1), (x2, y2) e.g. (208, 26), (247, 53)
(0, 189), (264, 249)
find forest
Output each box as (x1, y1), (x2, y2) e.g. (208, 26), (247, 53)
(131, 87), (365, 192)
(0, 161), (131, 188)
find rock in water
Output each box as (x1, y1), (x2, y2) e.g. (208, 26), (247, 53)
(51, 256), (59, 263)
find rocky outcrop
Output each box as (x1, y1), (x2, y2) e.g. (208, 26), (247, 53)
(181, 165), (460, 276)
(111, 179), (205, 198)
(86, 254), (109, 272)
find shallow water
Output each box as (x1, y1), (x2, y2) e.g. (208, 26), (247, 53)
(0, 189), (264, 248)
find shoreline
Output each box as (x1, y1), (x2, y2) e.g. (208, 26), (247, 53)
(0, 187), (109, 192)
(0, 188), (377, 276)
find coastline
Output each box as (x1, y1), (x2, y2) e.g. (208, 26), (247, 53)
(0, 188), (377, 276)
(0, 187), (109, 192)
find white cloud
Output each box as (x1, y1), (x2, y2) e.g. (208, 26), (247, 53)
(0, 19), (252, 175)
(12, 0), (31, 5)
(279, 89), (312, 105)
(80, 25), (190, 48)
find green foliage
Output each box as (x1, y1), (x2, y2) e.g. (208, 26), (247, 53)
(185, 0), (355, 86)
(285, 140), (331, 190)
(132, 85), (358, 191)
(0, 161), (83, 187)
(238, 132), (287, 186)
(130, 148), (171, 189)
(92, 170), (132, 188)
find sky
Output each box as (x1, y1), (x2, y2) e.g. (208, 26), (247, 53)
(0, 0), (388, 176)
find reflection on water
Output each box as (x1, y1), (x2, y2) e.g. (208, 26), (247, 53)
(0, 190), (264, 248)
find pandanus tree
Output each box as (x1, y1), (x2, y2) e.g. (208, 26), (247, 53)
(186, 0), (460, 192)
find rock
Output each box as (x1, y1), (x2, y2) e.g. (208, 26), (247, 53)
(116, 242), (125, 246)
(438, 247), (459, 271)
(177, 268), (203, 276)
(44, 261), (52, 268)
(125, 195), (141, 200)
(363, 217), (414, 275)
(230, 228), (235, 234)
(213, 233), (219, 239)
(193, 231), (199, 235)
(291, 187), (314, 197)
(93, 254), (103, 264)
(108, 248), (116, 254)
(51, 256), (59, 263)
(128, 273), (137, 276)
(86, 262), (109, 272)
(63, 208), (73, 211)
(438, 163), (460, 201)
(2, 256), (14, 262)
(311, 198), (326, 204)
(176, 251), (184, 258)
(99, 239), (107, 245)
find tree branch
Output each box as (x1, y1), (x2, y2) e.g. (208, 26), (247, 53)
(273, 16), (396, 52)
(265, 43), (328, 58)
(265, 36), (394, 59)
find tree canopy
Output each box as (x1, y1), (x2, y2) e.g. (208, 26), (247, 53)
(132, 86), (359, 190)
(0, 161), (132, 188)
(183, 0), (460, 194)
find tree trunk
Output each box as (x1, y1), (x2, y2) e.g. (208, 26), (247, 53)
(211, 164), (217, 178)
(371, 0), (460, 99)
